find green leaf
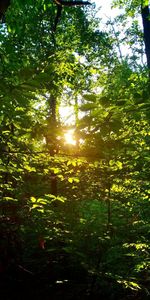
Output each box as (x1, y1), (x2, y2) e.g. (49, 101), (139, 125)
(116, 161), (123, 169)
(32, 204), (42, 209)
(83, 94), (97, 102)
(55, 196), (66, 203)
(80, 103), (97, 111)
(68, 177), (73, 183)
(68, 177), (79, 183)
(30, 196), (36, 203)
(3, 197), (18, 202)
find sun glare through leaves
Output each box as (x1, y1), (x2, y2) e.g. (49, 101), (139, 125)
(64, 129), (76, 145)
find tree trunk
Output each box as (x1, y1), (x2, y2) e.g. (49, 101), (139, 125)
(141, 3), (150, 70)
(48, 94), (57, 123)
(48, 94), (58, 196)
(0, 0), (10, 20)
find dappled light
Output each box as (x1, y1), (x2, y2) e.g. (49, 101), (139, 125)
(0, 1), (150, 300)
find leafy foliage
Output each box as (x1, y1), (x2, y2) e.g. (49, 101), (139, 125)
(0, 1), (150, 300)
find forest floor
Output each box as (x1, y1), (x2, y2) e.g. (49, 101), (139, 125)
(1, 254), (149, 300)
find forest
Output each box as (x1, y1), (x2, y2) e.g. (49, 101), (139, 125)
(0, 0), (150, 299)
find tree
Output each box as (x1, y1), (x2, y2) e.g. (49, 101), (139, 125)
(141, 1), (150, 69)
(113, 0), (150, 70)
(0, 1), (150, 299)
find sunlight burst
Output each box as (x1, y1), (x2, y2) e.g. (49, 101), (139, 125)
(64, 129), (76, 145)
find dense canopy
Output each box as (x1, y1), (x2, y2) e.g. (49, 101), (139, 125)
(0, 1), (150, 299)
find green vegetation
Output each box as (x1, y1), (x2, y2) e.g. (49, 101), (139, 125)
(0, 0), (150, 299)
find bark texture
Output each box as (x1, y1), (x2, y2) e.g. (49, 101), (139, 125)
(141, 4), (150, 69)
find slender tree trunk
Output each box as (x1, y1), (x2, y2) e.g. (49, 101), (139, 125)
(141, 3), (150, 70)
(48, 94), (57, 124)
(74, 97), (80, 152)
(107, 181), (111, 226)
(49, 94), (57, 196)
